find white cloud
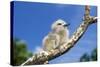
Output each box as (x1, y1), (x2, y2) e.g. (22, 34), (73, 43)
(33, 46), (43, 53)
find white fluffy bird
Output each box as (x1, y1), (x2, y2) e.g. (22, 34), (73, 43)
(42, 19), (70, 52)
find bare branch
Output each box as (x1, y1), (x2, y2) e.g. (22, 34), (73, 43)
(21, 5), (97, 66)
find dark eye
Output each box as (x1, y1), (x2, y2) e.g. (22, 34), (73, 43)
(57, 23), (62, 25)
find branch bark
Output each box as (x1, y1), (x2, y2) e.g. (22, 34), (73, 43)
(21, 5), (97, 66)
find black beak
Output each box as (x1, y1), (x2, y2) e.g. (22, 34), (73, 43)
(64, 23), (70, 27)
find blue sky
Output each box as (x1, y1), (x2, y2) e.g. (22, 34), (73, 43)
(13, 1), (97, 64)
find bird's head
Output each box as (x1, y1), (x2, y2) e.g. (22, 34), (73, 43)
(51, 19), (70, 33)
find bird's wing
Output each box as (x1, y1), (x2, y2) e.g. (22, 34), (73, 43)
(42, 33), (59, 52)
